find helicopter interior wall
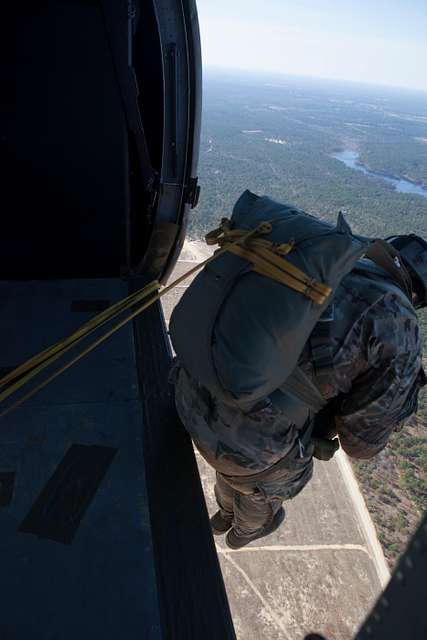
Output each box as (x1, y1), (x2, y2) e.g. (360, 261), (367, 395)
(133, 3), (164, 175)
(3, 3), (133, 279)
(128, 1), (165, 270)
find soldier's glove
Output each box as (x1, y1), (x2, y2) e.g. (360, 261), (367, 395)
(312, 437), (340, 461)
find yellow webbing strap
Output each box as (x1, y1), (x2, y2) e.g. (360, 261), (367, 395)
(207, 219), (332, 305)
(0, 222), (269, 417)
(0, 219), (332, 417)
(0, 280), (160, 391)
(226, 243), (330, 304)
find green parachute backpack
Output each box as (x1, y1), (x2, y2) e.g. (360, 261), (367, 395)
(170, 191), (369, 410)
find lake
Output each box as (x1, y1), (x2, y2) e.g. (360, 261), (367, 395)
(332, 150), (427, 200)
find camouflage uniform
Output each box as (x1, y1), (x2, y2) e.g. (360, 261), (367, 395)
(172, 259), (423, 535)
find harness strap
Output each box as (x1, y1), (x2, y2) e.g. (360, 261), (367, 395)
(366, 239), (413, 301)
(280, 366), (326, 414)
(309, 304), (335, 386)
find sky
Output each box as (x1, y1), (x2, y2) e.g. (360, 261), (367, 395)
(196, 0), (427, 92)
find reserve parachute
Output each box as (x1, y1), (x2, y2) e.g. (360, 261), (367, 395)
(170, 190), (368, 409)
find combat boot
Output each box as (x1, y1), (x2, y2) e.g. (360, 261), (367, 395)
(225, 507), (286, 549)
(210, 511), (233, 535)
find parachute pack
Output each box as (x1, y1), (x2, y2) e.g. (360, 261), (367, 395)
(169, 190), (369, 410)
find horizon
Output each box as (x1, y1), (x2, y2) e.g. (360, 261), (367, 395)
(203, 65), (427, 98)
(197, 0), (427, 94)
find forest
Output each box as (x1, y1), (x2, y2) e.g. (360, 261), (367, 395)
(189, 69), (427, 566)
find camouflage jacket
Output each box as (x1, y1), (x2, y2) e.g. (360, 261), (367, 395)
(303, 260), (424, 459)
(173, 260), (424, 472)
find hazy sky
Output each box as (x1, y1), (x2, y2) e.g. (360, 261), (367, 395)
(196, 0), (427, 92)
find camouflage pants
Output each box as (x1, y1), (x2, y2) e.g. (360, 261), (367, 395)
(171, 362), (314, 535)
(211, 439), (314, 536)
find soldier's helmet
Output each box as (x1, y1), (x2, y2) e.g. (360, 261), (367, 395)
(388, 235), (427, 308)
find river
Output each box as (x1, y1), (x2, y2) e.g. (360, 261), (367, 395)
(331, 150), (427, 200)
